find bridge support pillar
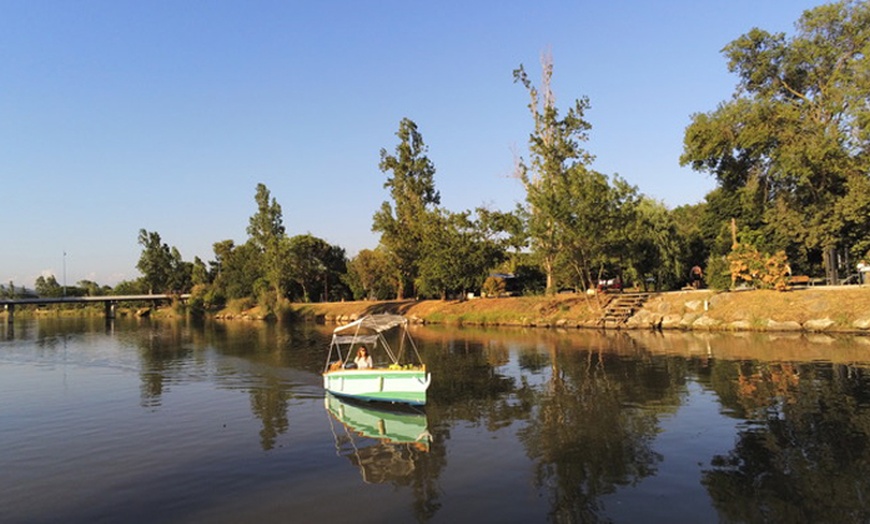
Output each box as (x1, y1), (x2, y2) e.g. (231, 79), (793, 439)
(104, 301), (116, 319)
(5, 304), (13, 325)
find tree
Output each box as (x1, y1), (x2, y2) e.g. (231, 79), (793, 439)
(416, 208), (505, 299)
(623, 198), (684, 291)
(191, 256), (210, 286)
(373, 118), (441, 299)
(344, 248), (397, 300)
(286, 234), (347, 302)
(112, 278), (147, 295)
(77, 280), (107, 296)
(514, 54), (633, 293)
(137, 229), (173, 294)
(167, 246), (192, 293)
(35, 274), (62, 297)
(211, 239), (262, 300)
(681, 0), (870, 271)
(475, 206), (528, 273)
(247, 183), (289, 302)
(557, 171), (639, 292)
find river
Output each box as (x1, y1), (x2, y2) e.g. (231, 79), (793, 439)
(3, 317), (870, 523)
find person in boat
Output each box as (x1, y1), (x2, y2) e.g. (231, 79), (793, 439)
(354, 347), (373, 370)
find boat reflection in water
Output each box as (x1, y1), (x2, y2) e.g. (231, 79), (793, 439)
(325, 393), (431, 484)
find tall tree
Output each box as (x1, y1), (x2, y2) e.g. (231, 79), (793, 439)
(681, 0), (870, 268)
(247, 183), (289, 302)
(191, 256), (210, 286)
(515, 53), (625, 293)
(373, 118), (441, 299)
(137, 229), (173, 294)
(167, 246), (192, 293)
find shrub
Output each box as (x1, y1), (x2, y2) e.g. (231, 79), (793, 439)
(726, 243), (789, 290)
(482, 276), (507, 298)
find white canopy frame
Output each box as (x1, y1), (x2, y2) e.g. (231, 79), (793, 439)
(324, 314), (423, 371)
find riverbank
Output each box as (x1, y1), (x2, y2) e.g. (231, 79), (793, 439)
(289, 286), (870, 334)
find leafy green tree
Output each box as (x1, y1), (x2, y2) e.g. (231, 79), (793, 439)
(212, 239), (262, 300)
(136, 229), (173, 294)
(286, 234), (347, 302)
(373, 118), (441, 299)
(112, 278), (147, 295)
(167, 246), (193, 293)
(247, 183), (289, 302)
(514, 54), (609, 293)
(417, 208), (505, 299)
(191, 256), (209, 286)
(474, 206), (528, 273)
(681, 0), (870, 269)
(556, 171), (640, 292)
(623, 197), (684, 291)
(35, 274), (62, 297)
(76, 279), (107, 296)
(344, 248), (397, 300)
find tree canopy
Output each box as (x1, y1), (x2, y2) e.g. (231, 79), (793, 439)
(682, 0), (870, 270)
(373, 118), (441, 299)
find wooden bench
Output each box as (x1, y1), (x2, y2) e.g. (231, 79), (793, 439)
(787, 275), (811, 287)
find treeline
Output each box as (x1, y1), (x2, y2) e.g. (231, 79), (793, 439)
(17, 1), (870, 307)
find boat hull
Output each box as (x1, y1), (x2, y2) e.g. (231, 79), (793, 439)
(323, 369), (431, 406)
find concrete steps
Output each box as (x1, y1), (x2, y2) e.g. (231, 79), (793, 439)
(599, 293), (650, 328)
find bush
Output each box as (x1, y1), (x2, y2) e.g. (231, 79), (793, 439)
(226, 297), (255, 314)
(482, 276), (507, 298)
(705, 255), (731, 290)
(726, 244), (790, 290)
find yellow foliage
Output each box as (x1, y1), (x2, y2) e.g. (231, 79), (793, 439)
(727, 244), (790, 291)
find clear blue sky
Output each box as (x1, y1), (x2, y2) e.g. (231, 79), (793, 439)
(2, 0), (828, 287)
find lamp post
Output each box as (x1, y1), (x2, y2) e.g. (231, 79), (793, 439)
(63, 251), (67, 298)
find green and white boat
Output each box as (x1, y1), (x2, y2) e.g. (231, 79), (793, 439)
(323, 314), (431, 406)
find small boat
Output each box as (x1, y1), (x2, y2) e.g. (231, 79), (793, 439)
(322, 314), (431, 406)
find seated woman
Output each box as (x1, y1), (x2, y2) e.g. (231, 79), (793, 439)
(354, 347), (373, 370)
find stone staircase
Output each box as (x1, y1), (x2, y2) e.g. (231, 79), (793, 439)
(599, 292), (650, 327)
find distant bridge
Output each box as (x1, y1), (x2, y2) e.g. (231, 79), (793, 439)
(0, 294), (191, 324)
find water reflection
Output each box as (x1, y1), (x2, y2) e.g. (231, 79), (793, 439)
(5, 318), (870, 522)
(702, 360), (870, 522)
(325, 394), (431, 474)
(414, 325), (870, 521)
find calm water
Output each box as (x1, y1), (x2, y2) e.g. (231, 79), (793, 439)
(4, 317), (870, 523)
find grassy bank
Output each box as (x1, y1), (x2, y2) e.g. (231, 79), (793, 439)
(7, 287), (869, 333)
(289, 286), (870, 333)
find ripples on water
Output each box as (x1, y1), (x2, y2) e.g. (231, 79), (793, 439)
(3, 318), (870, 523)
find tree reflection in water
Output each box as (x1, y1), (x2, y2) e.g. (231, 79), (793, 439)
(703, 361), (870, 522)
(517, 344), (677, 522)
(417, 328), (686, 522)
(66, 317), (870, 522)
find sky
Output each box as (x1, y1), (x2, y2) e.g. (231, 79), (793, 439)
(2, 0), (830, 287)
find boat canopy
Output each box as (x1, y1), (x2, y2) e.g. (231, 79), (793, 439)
(332, 334), (379, 345)
(324, 314), (422, 371)
(333, 314), (407, 335)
